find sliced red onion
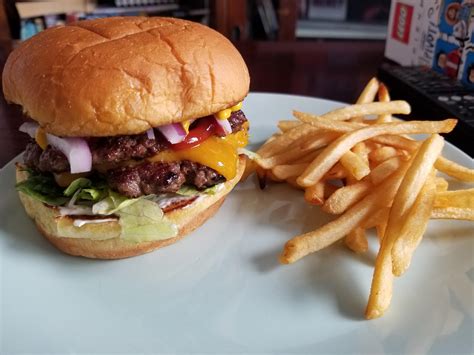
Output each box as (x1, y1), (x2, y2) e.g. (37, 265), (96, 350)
(46, 134), (92, 174)
(146, 128), (155, 140)
(20, 122), (92, 173)
(157, 123), (186, 144)
(19, 122), (39, 138)
(214, 118), (232, 136)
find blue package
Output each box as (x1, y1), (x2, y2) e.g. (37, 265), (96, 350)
(433, 38), (463, 77)
(438, 0), (462, 35)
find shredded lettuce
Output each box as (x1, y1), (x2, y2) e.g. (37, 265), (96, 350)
(64, 177), (107, 202)
(92, 193), (178, 242)
(17, 171), (183, 242)
(63, 178), (91, 196)
(118, 199), (178, 242)
(16, 174), (68, 206)
(17, 173), (108, 206)
(92, 191), (142, 215)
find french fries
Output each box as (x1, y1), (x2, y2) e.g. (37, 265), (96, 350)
(280, 164), (410, 264)
(297, 119), (456, 187)
(249, 78), (474, 320)
(366, 134), (445, 319)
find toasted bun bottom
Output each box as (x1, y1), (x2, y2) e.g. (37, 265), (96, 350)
(16, 156), (245, 259)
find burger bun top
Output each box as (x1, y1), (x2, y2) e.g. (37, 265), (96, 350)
(2, 17), (250, 137)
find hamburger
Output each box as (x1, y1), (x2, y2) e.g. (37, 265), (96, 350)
(2, 17), (250, 259)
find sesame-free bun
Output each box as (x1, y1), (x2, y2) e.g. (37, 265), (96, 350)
(3, 17), (250, 137)
(15, 156), (246, 259)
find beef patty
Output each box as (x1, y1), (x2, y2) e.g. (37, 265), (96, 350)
(107, 160), (225, 198)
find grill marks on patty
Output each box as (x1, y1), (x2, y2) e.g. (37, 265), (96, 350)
(23, 110), (247, 197)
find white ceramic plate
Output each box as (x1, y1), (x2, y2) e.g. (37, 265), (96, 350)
(1, 93), (473, 354)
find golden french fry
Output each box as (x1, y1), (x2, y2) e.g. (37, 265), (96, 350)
(278, 120), (302, 132)
(299, 132), (340, 150)
(391, 172), (437, 277)
(356, 77), (379, 104)
(370, 156), (404, 185)
(340, 151), (371, 181)
(322, 180), (371, 214)
(304, 181), (326, 205)
(258, 133), (335, 169)
(366, 134), (445, 320)
(431, 207), (474, 220)
(297, 119), (456, 187)
(376, 221), (388, 241)
(345, 228), (368, 253)
(434, 156), (474, 182)
(435, 177), (449, 192)
(352, 142), (370, 165)
(280, 162), (410, 264)
(294, 149), (323, 164)
(369, 146), (400, 164)
(257, 125), (318, 158)
(294, 111), (366, 131)
(363, 207), (390, 229)
(272, 163), (307, 180)
(434, 188), (474, 209)
(376, 83), (392, 123)
(320, 101), (410, 121)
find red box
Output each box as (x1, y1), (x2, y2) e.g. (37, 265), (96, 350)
(391, 2), (414, 44)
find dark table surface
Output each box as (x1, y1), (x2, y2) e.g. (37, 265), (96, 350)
(0, 39), (386, 168)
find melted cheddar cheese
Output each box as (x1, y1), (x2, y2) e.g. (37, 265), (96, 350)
(148, 124), (248, 180)
(35, 128), (48, 150)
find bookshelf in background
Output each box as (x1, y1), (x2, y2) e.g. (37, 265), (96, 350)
(7, 0), (211, 41)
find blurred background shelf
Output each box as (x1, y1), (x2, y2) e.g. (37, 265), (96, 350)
(296, 20), (387, 40)
(91, 4), (179, 16)
(0, 0), (389, 103)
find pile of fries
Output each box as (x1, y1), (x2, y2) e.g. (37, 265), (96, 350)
(247, 78), (474, 319)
